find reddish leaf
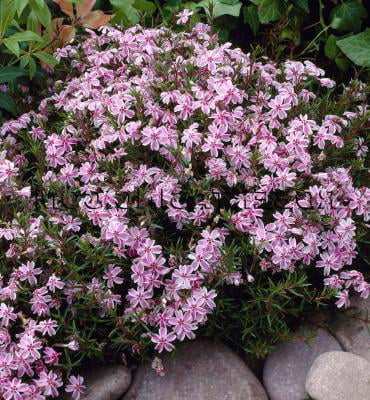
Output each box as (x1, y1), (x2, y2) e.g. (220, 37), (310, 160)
(51, 17), (66, 32)
(76, 0), (96, 19)
(53, 0), (74, 19)
(60, 25), (76, 44)
(81, 10), (112, 29)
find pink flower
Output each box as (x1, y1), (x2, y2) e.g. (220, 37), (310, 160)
(45, 146), (65, 167)
(182, 123), (202, 148)
(271, 245), (292, 269)
(188, 245), (212, 271)
(198, 230), (222, 251)
(0, 303), (17, 327)
(183, 296), (207, 322)
(316, 252), (341, 276)
(108, 95), (134, 125)
(46, 274), (65, 292)
(176, 9), (193, 24)
(215, 80), (243, 104)
(193, 288), (217, 310)
(38, 319), (58, 336)
(19, 261), (42, 286)
(105, 220), (129, 245)
(173, 265), (196, 289)
(103, 265), (123, 288)
(151, 327), (176, 352)
(335, 290), (350, 308)
(197, 49), (223, 73)
(137, 239), (162, 263)
(168, 310), (195, 340)
(268, 95), (291, 119)
(127, 287), (152, 308)
(276, 168), (296, 190)
(141, 127), (162, 150)
(79, 162), (98, 183)
(0, 160), (18, 183)
(59, 163), (79, 186)
(43, 347), (60, 365)
(36, 370), (63, 397)
(3, 377), (28, 400)
(65, 375), (86, 400)
(18, 334), (42, 360)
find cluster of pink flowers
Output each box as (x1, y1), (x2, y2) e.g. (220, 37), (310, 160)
(0, 16), (369, 398)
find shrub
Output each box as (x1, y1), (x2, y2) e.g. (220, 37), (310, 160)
(0, 15), (369, 398)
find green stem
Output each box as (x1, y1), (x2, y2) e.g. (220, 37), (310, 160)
(298, 25), (329, 57)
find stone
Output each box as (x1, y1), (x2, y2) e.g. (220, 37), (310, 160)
(305, 351), (370, 400)
(64, 364), (131, 400)
(262, 327), (341, 400)
(124, 339), (268, 400)
(329, 296), (370, 362)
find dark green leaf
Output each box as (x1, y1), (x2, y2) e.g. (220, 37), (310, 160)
(291, 0), (309, 13)
(29, 57), (36, 79)
(0, 66), (26, 84)
(337, 30), (370, 66)
(34, 52), (58, 67)
(15, 0), (29, 16)
(216, 26), (231, 42)
(28, 0), (52, 30)
(324, 34), (339, 60)
(281, 28), (300, 46)
(220, 0), (240, 5)
(243, 5), (260, 36)
(27, 11), (39, 33)
(110, 0), (140, 25)
(134, 0), (156, 14)
(0, 0), (17, 38)
(165, 0), (182, 6)
(196, 0), (242, 18)
(0, 92), (17, 114)
(258, 0), (284, 24)
(335, 56), (350, 71)
(20, 54), (30, 69)
(3, 37), (20, 57)
(11, 30), (43, 42)
(330, 0), (367, 32)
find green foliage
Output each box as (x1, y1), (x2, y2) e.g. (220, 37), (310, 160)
(337, 30), (370, 67)
(0, 91), (17, 114)
(258, 0), (285, 24)
(0, 0), (57, 118)
(291, 0), (308, 14)
(196, 0), (242, 19)
(203, 264), (333, 357)
(162, 0), (369, 75)
(111, 0), (151, 25)
(243, 5), (259, 36)
(330, 0), (367, 32)
(0, 66), (27, 83)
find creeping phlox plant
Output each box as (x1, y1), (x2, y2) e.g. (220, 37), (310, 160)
(0, 11), (369, 398)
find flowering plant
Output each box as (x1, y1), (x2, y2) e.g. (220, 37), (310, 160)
(0, 15), (369, 398)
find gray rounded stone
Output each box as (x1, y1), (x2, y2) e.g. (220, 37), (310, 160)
(124, 339), (268, 400)
(65, 364), (131, 400)
(305, 351), (370, 400)
(262, 327), (341, 400)
(329, 296), (370, 362)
